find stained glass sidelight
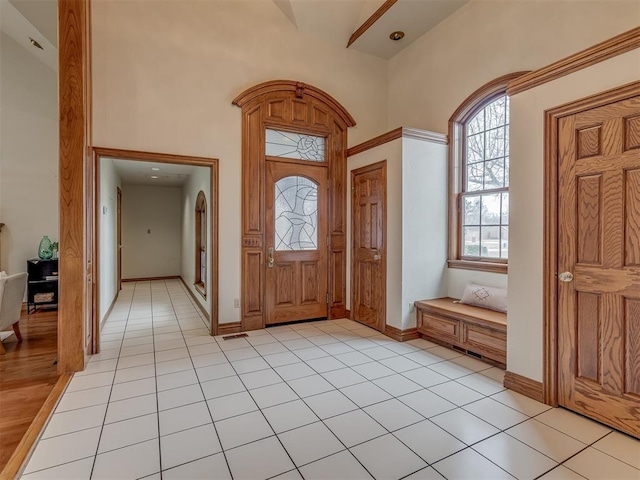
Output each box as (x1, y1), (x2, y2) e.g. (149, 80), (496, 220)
(274, 176), (318, 251)
(266, 129), (325, 161)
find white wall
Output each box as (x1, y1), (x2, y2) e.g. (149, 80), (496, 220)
(387, 0), (640, 134)
(98, 159), (122, 322)
(121, 185), (182, 279)
(509, 49), (640, 382)
(347, 140), (403, 327)
(347, 135), (448, 330)
(181, 167), (212, 321)
(0, 32), (58, 276)
(91, 0), (388, 325)
(387, 0), (639, 301)
(401, 137), (448, 329)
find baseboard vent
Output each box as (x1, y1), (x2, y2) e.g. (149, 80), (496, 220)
(222, 333), (248, 340)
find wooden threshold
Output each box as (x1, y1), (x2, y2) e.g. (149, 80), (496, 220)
(122, 275), (180, 283)
(0, 374), (72, 479)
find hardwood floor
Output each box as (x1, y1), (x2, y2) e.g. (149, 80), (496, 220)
(0, 308), (58, 471)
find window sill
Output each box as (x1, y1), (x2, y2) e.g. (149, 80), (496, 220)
(194, 282), (206, 299)
(448, 259), (508, 274)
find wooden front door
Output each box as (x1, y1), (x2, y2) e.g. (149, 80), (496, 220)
(351, 161), (386, 331)
(265, 161), (328, 324)
(557, 94), (640, 437)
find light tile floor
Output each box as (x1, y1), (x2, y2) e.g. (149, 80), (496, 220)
(20, 280), (640, 480)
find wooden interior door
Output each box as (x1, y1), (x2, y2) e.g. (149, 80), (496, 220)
(265, 161), (328, 324)
(351, 161), (386, 331)
(557, 95), (640, 438)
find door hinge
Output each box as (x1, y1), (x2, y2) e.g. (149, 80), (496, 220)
(326, 293), (330, 304)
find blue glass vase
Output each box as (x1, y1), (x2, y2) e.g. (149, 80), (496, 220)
(38, 236), (53, 260)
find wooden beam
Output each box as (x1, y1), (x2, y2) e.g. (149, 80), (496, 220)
(347, 0), (398, 48)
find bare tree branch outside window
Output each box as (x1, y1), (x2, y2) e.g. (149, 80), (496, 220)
(462, 96), (510, 259)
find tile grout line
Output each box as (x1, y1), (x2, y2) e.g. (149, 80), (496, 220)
(160, 279), (233, 478)
(87, 283), (135, 479)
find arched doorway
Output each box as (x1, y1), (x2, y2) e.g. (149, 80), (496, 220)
(233, 81), (356, 330)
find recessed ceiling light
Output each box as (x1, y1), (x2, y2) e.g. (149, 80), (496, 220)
(150, 175), (159, 179)
(389, 31), (405, 41)
(29, 37), (43, 50)
(151, 167), (160, 171)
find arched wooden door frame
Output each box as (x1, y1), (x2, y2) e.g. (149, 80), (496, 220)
(233, 81), (356, 331)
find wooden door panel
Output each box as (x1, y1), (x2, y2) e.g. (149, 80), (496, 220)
(625, 168), (640, 265)
(274, 262), (295, 306)
(576, 292), (601, 382)
(576, 175), (602, 265)
(351, 162), (386, 331)
(301, 261), (320, 304)
(558, 95), (640, 438)
(625, 297), (640, 395)
(266, 162), (328, 324)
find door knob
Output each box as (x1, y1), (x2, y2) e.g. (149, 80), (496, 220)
(558, 271), (574, 282)
(267, 247), (274, 268)
(373, 250), (382, 261)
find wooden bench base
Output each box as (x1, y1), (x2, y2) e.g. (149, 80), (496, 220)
(415, 297), (507, 368)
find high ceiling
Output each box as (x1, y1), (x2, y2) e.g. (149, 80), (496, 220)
(274, 0), (470, 59)
(2, 0), (470, 68)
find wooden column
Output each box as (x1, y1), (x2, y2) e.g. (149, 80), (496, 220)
(58, 0), (92, 373)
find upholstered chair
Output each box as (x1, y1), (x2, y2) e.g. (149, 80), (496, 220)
(0, 272), (28, 354)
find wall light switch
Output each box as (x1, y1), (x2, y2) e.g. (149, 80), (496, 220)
(234, 298), (240, 308)
(102, 206), (108, 215)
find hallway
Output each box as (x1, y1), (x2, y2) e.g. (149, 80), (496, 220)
(20, 281), (640, 479)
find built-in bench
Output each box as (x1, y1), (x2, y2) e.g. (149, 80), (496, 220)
(414, 297), (506, 368)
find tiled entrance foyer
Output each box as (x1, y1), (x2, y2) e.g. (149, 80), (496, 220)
(21, 281), (640, 479)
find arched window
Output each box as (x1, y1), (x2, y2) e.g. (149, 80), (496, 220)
(448, 72), (527, 273)
(195, 191), (207, 297)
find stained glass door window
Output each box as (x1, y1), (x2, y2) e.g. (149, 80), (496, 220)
(266, 129), (325, 162)
(274, 176), (318, 250)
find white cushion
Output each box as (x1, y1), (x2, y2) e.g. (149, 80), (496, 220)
(458, 282), (508, 313)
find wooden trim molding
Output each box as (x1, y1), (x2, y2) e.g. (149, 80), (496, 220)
(232, 80), (356, 128)
(347, 0), (398, 48)
(122, 276), (180, 283)
(217, 322), (243, 336)
(100, 291), (118, 330)
(542, 80), (640, 406)
(504, 371), (544, 403)
(447, 259), (508, 274)
(384, 325), (420, 342)
(58, 0), (91, 374)
(234, 80), (354, 330)
(508, 27), (640, 96)
(179, 277), (211, 330)
(93, 147), (219, 337)
(347, 127), (448, 158)
(1, 374), (72, 479)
